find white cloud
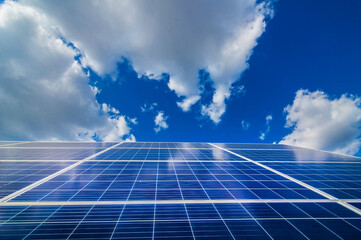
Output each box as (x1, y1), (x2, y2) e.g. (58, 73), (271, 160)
(177, 96), (201, 112)
(241, 120), (250, 130)
(154, 111), (169, 133)
(259, 115), (272, 140)
(20, 0), (273, 123)
(129, 117), (138, 125)
(101, 103), (120, 115)
(280, 89), (361, 155)
(201, 85), (230, 124)
(101, 116), (136, 142)
(0, 1), (135, 141)
(141, 102), (158, 113)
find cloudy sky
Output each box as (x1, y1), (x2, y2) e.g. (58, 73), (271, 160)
(0, 0), (360, 156)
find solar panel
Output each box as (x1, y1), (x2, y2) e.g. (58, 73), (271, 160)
(0, 141), (361, 239)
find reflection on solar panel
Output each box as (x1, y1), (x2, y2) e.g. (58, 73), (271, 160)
(1, 142), (361, 239)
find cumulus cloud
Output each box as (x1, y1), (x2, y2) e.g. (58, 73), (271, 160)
(259, 115), (272, 140)
(177, 96), (201, 112)
(280, 90), (361, 155)
(141, 102), (158, 113)
(154, 111), (169, 133)
(0, 1), (135, 141)
(20, 0), (273, 123)
(241, 120), (250, 130)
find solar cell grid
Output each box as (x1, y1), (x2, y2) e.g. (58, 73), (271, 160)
(263, 162), (361, 199)
(0, 141), (361, 239)
(10, 160), (325, 202)
(1, 202), (361, 239)
(0, 161), (76, 199)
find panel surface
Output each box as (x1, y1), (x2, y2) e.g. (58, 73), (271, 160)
(0, 141), (361, 239)
(0, 161), (75, 198)
(11, 161), (323, 202)
(262, 162), (361, 199)
(1, 203), (361, 239)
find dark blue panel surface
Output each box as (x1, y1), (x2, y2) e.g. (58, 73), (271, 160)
(1, 203), (360, 239)
(11, 161), (324, 202)
(0, 161), (75, 198)
(0, 142), (360, 239)
(263, 162), (361, 199)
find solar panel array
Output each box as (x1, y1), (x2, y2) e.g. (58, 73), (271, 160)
(1, 141), (361, 239)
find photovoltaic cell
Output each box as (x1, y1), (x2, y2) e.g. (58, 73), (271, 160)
(0, 141), (360, 239)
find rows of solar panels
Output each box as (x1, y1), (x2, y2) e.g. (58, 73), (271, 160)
(0, 141), (361, 239)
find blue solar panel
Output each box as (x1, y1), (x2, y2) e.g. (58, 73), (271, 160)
(262, 162), (361, 199)
(0, 141), (360, 239)
(0, 161), (75, 198)
(10, 161), (325, 202)
(1, 203), (361, 239)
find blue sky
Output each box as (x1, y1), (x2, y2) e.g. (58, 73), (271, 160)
(0, 0), (361, 156)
